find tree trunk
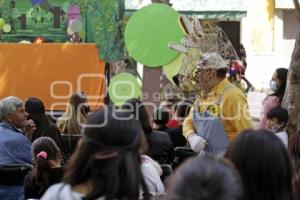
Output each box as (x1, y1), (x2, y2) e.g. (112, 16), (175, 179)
(50, 7), (64, 28)
(141, 0), (171, 116)
(282, 0), (300, 135)
(19, 14), (26, 30)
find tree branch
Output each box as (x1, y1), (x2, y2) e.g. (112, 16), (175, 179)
(293, 0), (300, 23)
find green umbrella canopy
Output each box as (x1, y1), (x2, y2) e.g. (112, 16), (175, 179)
(108, 73), (141, 106)
(125, 3), (184, 67)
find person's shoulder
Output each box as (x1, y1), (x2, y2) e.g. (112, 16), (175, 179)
(1, 126), (29, 142)
(266, 95), (280, 101)
(166, 127), (182, 136)
(276, 131), (288, 138)
(221, 83), (246, 100)
(41, 183), (78, 200)
(153, 131), (171, 140)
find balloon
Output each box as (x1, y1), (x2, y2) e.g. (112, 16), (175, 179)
(108, 73), (141, 106)
(125, 3), (184, 67)
(2, 24), (11, 33)
(70, 20), (82, 32)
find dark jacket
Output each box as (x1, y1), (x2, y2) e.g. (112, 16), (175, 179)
(148, 130), (174, 164)
(166, 125), (187, 148)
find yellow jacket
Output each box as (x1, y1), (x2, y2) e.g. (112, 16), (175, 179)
(183, 79), (253, 141)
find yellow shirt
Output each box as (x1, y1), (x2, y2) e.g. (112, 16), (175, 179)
(183, 79), (253, 141)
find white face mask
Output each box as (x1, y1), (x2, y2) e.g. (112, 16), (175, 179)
(269, 123), (284, 133)
(269, 80), (277, 92)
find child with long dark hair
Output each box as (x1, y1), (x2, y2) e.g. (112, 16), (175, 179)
(24, 137), (64, 199)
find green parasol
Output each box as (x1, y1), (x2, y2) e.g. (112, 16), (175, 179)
(125, 3), (184, 67)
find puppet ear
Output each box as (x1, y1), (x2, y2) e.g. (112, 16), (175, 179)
(179, 15), (194, 35)
(181, 37), (199, 48)
(168, 42), (188, 53)
(193, 17), (204, 37)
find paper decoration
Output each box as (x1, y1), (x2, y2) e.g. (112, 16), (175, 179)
(70, 19), (82, 32)
(2, 24), (11, 33)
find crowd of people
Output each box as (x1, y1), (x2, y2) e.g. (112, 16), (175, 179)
(0, 51), (299, 200)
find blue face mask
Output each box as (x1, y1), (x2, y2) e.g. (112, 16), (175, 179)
(269, 80), (277, 92)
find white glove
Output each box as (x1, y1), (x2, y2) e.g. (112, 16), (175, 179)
(188, 133), (207, 153)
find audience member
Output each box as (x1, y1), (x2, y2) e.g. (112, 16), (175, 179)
(123, 99), (174, 165)
(0, 96), (34, 199)
(42, 106), (150, 200)
(166, 155), (243, 200)
(24, 137), (64, 199)
(56, 92), (89, 134)
(260, 68), (288, 128)
(25, 97), (63, 148)
(166, 99), (192, 148)
(225, 129), (293, 200)
(266, 106), (289, 147)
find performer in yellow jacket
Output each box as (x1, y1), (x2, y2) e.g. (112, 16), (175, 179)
(183, 52), (253, 155)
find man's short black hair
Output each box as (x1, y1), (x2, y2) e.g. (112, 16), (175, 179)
(153, 108), (169, 126)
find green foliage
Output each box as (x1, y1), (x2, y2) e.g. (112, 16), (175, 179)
(16, 0), (32, 13)
(69, 0), (97, 13)
(0, 0), (12, 25)
(48, 0), (68, 7)
(1, 0), (126, 62)
(91, 0), (125, 62)
(68, 0), (125, 61)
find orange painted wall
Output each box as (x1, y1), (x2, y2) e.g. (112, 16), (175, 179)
(0, 43), (105, 110)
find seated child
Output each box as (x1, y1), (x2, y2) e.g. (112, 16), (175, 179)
(266, 106), (289, 147)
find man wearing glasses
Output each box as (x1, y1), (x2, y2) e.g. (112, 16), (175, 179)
(183, 52), (253, 155)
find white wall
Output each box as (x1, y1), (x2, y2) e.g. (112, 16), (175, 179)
(241, 9), (295, 91)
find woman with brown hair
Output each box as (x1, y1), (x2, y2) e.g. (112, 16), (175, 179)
(56, 92), (89, 135)
(56, 92), (90, 165)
